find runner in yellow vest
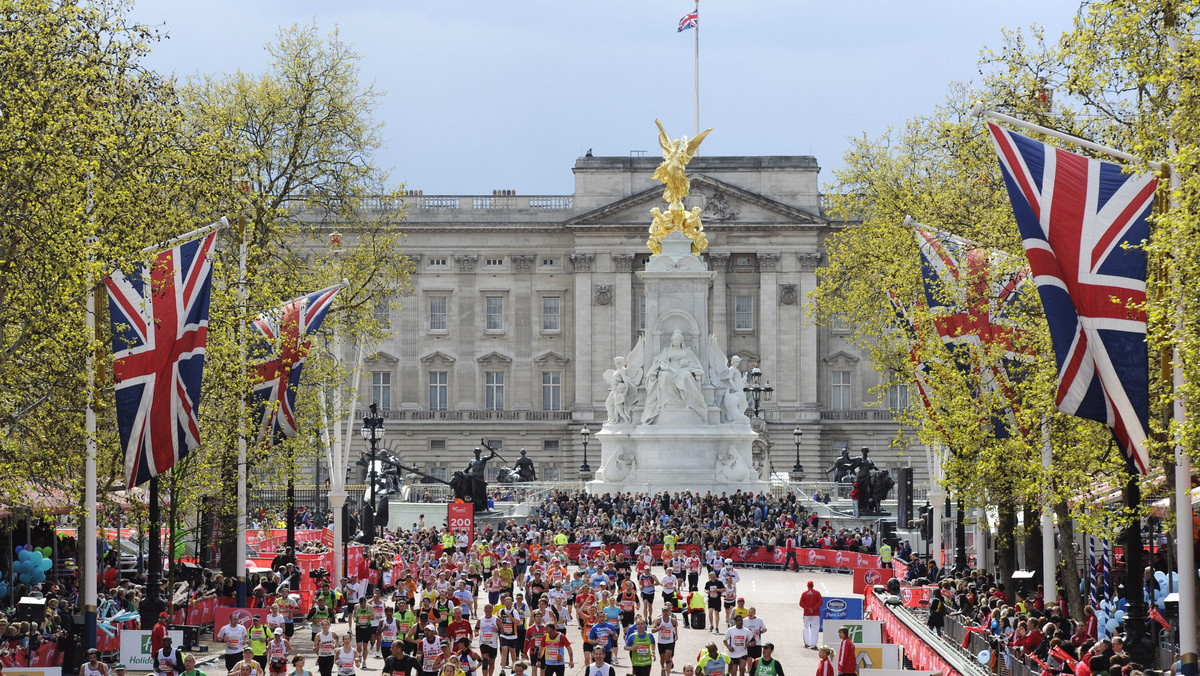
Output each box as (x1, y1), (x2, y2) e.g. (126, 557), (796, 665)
(247, 615), (270, 669)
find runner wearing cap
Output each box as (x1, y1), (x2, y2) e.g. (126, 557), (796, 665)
(248, 615), (270, 669)
(235, 647), (263, 676)
(417, 624), (443, 676)
(748, 644), (784, 676)
(112, 663), (129, 676)
(379, 606), (401, 658)
(267, 628), (291, 675)
(82, 648), (109, 676)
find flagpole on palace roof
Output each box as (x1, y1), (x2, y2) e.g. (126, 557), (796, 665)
(694, 1), (700, 137)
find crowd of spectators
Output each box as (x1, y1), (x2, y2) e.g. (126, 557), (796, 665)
(928, 568), (1158, 676)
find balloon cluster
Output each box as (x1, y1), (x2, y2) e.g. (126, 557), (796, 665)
(13, 546), (53, 586)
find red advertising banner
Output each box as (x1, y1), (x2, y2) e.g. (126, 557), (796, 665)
(0, 641), (64, 667)
(721, 546), (881, 570)
(213, 606), (259, 632)
(892, 558), (909, 580)
(866, 590), (964, 676)
(898, 585), (937, 608)
(171, 596), (218, 625)
(852, 567), (894, 594)
(448, 502), (475, 545)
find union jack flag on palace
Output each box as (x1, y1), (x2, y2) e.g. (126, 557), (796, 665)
(915, 224), (1035, 438)
(249, 284), (343, 444)
(988, 122), (1157, 475)
(678, 7), (698, 32)
(106, 229), (218, 488)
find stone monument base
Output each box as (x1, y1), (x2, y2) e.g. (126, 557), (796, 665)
(587, 421), (769, 495)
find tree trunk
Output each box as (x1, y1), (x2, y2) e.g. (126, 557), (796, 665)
(1053, 500), (1086, 621)
(998, 502), (1017, 596)
(1024, 501), (1043, 578)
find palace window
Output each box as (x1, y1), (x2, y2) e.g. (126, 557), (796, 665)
(428, 371), (448, 411)
(371, 371), (392, 411)
(485, 372), (505, 410)
(831, 371), (851, 410)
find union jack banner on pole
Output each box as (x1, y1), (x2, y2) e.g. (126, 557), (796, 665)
(914, 225), (1034, 437)
(106, 230), (218, 488)
(987, 122), (1156, 474)
(885, 289), (948, 439)
(249, 284), (344, 444)
(678, 7), (698, 32)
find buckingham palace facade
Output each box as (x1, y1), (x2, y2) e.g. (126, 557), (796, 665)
(341, 155), (924, 486)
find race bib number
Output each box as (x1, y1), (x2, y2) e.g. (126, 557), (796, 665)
(228, 637), (242, 650)
(733, 636), (745, 648)
(547, 646), (564, 663)
(636, 645), (650, 657)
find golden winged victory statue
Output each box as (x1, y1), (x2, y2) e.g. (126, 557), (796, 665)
(647, 119), (712, 255)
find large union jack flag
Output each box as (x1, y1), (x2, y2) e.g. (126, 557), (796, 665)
(106, 229), (219, 488)
(987, 122), (1156, 474)
(885, 288), (947, 440)
(677, 7), (698, 32)
(249, 284), (343, 444)
(915, 224), (1034, 438)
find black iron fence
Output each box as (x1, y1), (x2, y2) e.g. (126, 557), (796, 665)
(247, 486), (367, 527)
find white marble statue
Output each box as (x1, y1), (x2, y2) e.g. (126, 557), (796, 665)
(707, 336), (750, 424)
(596, 443), (637, 482)
(603, 338), (644, 425)
(715, 444), (753, 483)
(641, 329), (707, 423)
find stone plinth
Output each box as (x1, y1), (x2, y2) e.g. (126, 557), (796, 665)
(590, 231), (769, 495)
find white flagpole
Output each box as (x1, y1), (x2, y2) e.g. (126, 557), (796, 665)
(84, 179), (98, 648)
(927, 444), (944, 568)
(140, 217), (228, 256)
(972, 102), (1162, 172)
(694, 1), (700, 137)
(1166, 31), (1198, 675)
(1041, 421), (1057, 606)
(236, 218), (248, 607)
(84, 286), (98, 647)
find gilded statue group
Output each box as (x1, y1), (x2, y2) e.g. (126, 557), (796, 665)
(603, 330), (750, 426)
(647, 119), (712, 255)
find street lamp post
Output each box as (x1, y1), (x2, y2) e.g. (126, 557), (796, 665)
(360, 403), (385, 536)
(743, 364), (774, 418)
(792, 426), (804, 476)
(579, 425), (591, 474)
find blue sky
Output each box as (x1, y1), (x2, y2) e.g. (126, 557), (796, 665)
(129, 1), (1081, 195)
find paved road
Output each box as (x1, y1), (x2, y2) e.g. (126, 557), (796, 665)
(184, 566), (857, 676)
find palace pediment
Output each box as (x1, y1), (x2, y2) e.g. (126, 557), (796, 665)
(566, 175), (826, 229)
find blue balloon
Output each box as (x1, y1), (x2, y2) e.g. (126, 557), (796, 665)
(17, 549), (30, 562)
(17, 572), (30, 584)
(1106, 619), (1120, 633)
(14, 545), (23, 553)
(38, 559), (52, 572)
(0, 581), (8, 598)
(978, 651), (990, 665)
(29, 551), (42, 564)
(1115, 610), (1126, 622)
